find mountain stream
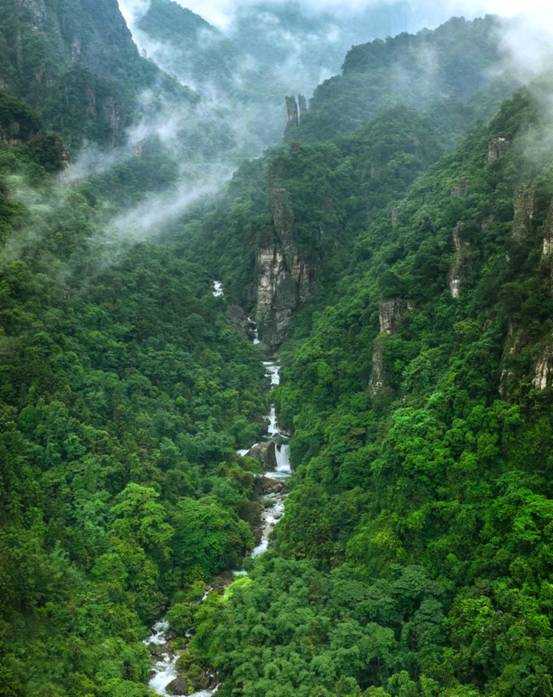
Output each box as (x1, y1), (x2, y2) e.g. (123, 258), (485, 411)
(145, 282), (292, 696)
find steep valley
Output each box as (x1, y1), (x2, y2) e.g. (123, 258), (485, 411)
(0, 3), (552, 697)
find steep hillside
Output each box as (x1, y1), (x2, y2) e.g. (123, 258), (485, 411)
(137, 0), (236, 91)
(0, 57), (266, 696)
(192, 83), (553, 697)
(183, 106), (444, 350)
(0, 0), (192, 148)
(294, 16), (517, 145)
(0, 5), (551, 697)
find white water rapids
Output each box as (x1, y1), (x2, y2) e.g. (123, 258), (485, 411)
(146, 284), (291, 696)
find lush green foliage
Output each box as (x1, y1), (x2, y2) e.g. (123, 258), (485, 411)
(0, 0), (192, 148)
(295, 16), (516, 146)
(0, 120), (267, 695)
(1, 5), (552, 697)
(191, 89), (553, 696)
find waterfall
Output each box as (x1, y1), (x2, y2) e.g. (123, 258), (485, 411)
(147, 289), (290, 697)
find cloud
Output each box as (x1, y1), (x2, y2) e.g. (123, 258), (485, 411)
(108, 164), (233, 240)
(111, 0), (553, 242)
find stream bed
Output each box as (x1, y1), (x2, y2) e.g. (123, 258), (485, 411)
(146, 291), (291, 696)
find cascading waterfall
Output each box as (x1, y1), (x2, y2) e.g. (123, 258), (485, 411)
(146, 282), (291, 697)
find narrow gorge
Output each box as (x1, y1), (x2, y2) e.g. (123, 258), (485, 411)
(145, 284), (292, 697)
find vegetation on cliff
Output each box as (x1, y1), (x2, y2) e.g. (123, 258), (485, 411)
(0, 5), (552, 697)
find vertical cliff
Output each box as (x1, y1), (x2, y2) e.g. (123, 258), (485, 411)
(448, 222), (467, 298)
(370, 299), (412, 396)
(254, 172), (314, 351)
(0, 0), (190, 147)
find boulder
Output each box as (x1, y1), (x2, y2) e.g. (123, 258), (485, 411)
(167, 677), (190, 695)
(247, 442), (277, 470)
(259, 476), (285, 495)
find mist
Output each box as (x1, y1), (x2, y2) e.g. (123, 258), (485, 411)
(104, 0), (553, 240)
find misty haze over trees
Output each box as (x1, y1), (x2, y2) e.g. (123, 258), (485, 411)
(0, 1), (552, 696)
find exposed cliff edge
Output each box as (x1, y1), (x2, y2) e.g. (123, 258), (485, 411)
(370, 299), (413, 396)
(0, 0), (192, 147)
(255, 176), (314, 351)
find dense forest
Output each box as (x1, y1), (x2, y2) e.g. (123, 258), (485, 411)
(0, 2), (551, 697)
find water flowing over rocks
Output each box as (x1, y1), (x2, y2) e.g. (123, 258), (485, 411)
(448, 222), (467, 299)
(285, 94), (308, 128)
(147, 299), (291, 696)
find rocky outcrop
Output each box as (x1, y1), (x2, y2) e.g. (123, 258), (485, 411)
(286, 96), (299, 128)
(448, 222), (467, 299)
(533, 349), (551, 391)
(298, 94), (308, 121)
(512, 184), (537, 242)
(379, 298), (411, 334)
(500, 322), (552, 395)
(246, 442), (277, 470)
(285, 94), (308, 129)
(370, 337), (387, 397)
(488, 136), (509, 164)
(254, 177), (314, 350)
(258, 477), (285, 495)
(370, 298), (412, 395)
(499, 322), (520, 397)
(542, 201), (553, 291)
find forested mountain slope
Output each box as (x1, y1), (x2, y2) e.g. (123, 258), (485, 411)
(294, 16), (517, 145)
(0, 0), (192, 148)
(0, 4), (551, 697)
(180, 16), (521, 355)
(191, 81), (553, 697)
(0, 15), (267, 697)
(187, 74), (553, 694)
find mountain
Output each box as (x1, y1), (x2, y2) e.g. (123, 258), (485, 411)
(190, 79), (553, 697)
(132, 1), (493, 158)
(0, 0), (193, 148)
(293, 15), (518, 144)
(136, 0), (236, 91)
(0, 4), (552, 697)
(180, 16), (518, 352)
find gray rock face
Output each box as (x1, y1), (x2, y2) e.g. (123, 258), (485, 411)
(298, 94), (308, 121)
(259, 476), (285, 495)
(512, 184), (537, 241)
(254, 176), (314, 350)
(370, 298), (413, 395)
(370, 337), (387, 397)
(542, 201), (553, 292)
(247, 442), (277, 470)
(379, 299), (411, 335)
(448, 222), (467, 299)
(534, 352), (551, 391)
(488, 136), (509, 164)
(285, 95), (308, 129)
(286, 96), (299, 127)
